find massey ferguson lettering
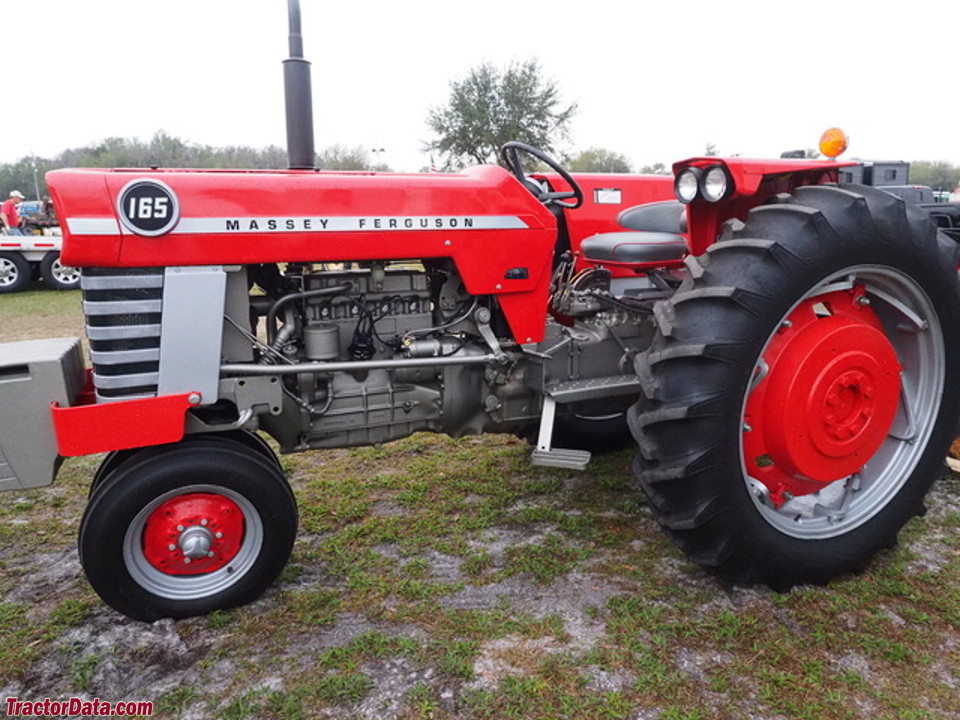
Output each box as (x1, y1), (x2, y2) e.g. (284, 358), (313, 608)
(64, 215), (530, 236)
(190, 215), (528, 233)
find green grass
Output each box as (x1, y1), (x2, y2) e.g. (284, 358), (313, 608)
(2, 282), (960, 720)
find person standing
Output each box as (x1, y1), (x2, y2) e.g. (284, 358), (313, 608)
(1, 190), (24, 235)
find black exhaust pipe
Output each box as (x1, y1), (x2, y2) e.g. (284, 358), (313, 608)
(284, 0), (315, 170)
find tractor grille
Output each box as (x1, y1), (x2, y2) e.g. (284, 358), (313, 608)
(82, 268), (164, 402)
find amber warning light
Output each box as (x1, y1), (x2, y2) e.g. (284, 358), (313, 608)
(819, 128), (849, 159)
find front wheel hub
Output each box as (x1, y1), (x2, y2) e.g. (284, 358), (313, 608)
(142, 493), (245, 575)
(744, 288), (901, 504)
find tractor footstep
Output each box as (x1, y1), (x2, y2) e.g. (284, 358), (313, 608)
(530, 447), (591, 470)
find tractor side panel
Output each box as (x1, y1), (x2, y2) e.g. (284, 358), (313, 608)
(48, 165), (559, 342)
(552, 172), (676, 253)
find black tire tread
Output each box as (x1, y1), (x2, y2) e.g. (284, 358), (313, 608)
(630, 183), (960, 589)
(80, 436), (296, 620)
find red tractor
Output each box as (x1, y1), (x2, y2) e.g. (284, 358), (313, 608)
(1, 7), (957, 621)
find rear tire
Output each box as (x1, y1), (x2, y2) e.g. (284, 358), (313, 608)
(630, 185), (960, 588)
(79, 436), (297, 620)
(0, 252), (30, 293)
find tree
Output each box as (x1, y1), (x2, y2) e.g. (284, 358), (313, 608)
(567, 148), (632, 173)
(909, 161), (960, 192)
(426, 60), (577, 168)
(316, 144), (390, 171)
(0, 134), (293, 197)
(639, 162), (668, 175)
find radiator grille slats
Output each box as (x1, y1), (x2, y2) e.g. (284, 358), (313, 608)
(82, 268), (164, 401)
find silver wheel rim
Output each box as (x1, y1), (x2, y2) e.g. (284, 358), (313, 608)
(123, 484), (264, 600)
(52, 258), (80, 285)
(0, 258), (19, 286)
(741, 265), (944, 539)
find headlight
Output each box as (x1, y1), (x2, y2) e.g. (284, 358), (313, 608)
(700, 165), (731, 202)
(674, 167), (702, 204)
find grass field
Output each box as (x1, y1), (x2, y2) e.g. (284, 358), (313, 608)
(1, 287), (959, 719)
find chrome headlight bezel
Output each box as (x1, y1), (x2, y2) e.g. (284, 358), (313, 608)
(674, 167), (702, 204)
(700, 165), (733, 203)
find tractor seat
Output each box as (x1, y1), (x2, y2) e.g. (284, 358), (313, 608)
(617, 200), (687, 233)
(581, 200), (688, 268)
(581, 231), (687, 266)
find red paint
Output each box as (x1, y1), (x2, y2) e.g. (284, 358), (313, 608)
(51, 390), (197, 456)
(142, 493), (245, 575)
(542, 172), (677, 273)
(48, 165), (558, 343)
(674, 157), (855, 256)
(743, 286), (901, 505)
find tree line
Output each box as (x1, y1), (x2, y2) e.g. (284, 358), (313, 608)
(0, 133), (399, 199)
(3, 59), (958, 198)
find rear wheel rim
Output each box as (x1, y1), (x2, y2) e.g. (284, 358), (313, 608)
(741, 265), (944, 539)
(123, 484), (264, 600)
(52, 258), (80, 285)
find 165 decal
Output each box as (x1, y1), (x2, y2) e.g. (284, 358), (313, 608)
(117, 179), (180, 236)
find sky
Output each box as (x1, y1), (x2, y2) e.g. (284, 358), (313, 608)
(3, 0), (958, 172)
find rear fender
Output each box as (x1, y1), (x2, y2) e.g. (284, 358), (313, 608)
(674, 157), (856, 255)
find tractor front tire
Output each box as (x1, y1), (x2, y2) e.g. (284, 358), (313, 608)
(630, 184), (960, 589)
(79, 436), (297, 621)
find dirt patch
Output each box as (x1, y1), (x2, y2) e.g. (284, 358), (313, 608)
(1, 441), (959, 719)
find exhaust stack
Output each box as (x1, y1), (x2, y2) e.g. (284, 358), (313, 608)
(283, 0), (315, 170)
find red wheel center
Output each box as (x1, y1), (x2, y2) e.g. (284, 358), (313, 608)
(744, 289), (901, 504)
(142, 493), (245, 575)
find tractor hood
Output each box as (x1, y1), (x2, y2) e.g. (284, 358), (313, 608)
(46, 164), (556, 270)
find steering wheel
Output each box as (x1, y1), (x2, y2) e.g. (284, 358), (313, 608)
(499, 141), (584, 209)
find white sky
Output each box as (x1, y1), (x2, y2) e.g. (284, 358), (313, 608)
(3, 0), (958, 172)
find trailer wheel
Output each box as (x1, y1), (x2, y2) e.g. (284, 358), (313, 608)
(40, 252), (81, 290)
(630, 185), (960, 589)
(0, 252), (30, 293)
(79, 436), (297, 620)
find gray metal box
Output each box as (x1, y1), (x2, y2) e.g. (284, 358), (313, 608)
(0, 338), (85, 491)
(857, 161), (910, 186)
(839, 165), (865, 185)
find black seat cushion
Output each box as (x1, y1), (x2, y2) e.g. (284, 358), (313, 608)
(617, 200), (687, 233)
(580, 231), (687, 265)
